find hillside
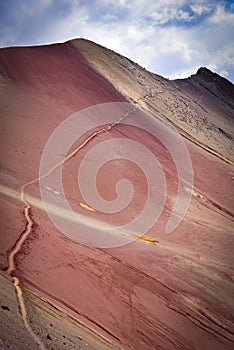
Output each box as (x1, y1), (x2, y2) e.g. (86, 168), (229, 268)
(0, 39), (233, 350)
(73, 39), (234, 163)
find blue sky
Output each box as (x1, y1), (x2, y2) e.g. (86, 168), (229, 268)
(0, 0), (234, 82)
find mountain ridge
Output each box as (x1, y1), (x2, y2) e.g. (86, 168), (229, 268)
(70, 38), (233, 163)
(0, 38), (233, 162)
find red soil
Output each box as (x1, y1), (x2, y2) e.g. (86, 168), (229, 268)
(0, 42), (233, 350)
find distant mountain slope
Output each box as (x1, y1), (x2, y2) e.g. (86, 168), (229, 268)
(173, 67), (234, 148)
(73, 39), (233, 163)
(190, 67), (234, 107)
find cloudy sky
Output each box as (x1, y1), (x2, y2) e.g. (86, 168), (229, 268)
(0, 0), (234, 82)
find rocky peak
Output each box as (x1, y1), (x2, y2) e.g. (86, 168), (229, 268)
(191, 67), (234, 104)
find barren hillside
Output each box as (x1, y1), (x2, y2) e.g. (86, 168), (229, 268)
(0, 39), (233, 350)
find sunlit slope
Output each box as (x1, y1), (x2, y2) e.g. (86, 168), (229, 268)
(72, 39), (233, 163)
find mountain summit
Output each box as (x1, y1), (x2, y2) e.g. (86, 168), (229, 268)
(190, 66), (234, 105)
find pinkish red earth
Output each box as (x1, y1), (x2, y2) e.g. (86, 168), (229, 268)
(0, 42), (233, 350)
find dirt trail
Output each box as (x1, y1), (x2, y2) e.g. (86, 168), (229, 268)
(1, 40), (233, 350)
(5, 86), (233, 348)
(5, 103), (137, 348)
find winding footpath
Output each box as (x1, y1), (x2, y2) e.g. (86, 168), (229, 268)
(5, 104), (137, 349)
(5, 96), (232, 348)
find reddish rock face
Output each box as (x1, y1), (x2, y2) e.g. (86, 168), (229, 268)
(0, 40), (233, 350)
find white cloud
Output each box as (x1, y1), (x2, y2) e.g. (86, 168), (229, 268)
(219, 69), (229, 77)
(190, 3), (212, 16)
(209, 3), (234, 23)
(22, 0), (54, 16)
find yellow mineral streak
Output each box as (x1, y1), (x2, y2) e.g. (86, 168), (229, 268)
(79, 202), (96, 212)
(124, 232), (158, 245)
